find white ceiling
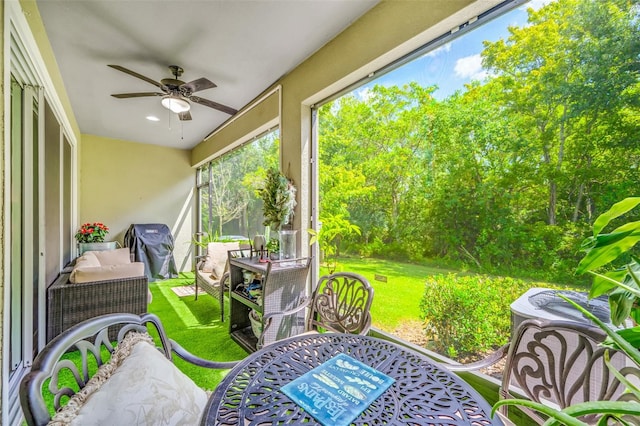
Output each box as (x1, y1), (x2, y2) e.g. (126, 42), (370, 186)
(36, 0), (379, 149)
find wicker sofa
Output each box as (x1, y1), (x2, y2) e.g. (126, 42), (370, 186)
(46, 248), (148, 342)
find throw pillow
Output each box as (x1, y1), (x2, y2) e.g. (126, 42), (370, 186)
(200, 253), (215, 273)
(49, 332), (208, 426)
(69, 252), (101, 282)
(205, 242), (239, 279)
(73, 252), (101, 269)
(92, 247), (132, 266)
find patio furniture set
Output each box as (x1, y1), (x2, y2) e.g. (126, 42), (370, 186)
(26, 243), (639, 425)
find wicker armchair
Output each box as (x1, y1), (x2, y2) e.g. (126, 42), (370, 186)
(446, 318), (640, 424)
(46, 272), (148, 342)
(194, 241), (251, 322)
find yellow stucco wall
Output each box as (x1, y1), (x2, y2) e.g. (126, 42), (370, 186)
(80, 135), (195, 271)
(192, 89), (280, 168)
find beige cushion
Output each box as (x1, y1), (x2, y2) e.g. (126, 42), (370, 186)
(196, 270), (220, 285)
(201, 242), (238, 278)
(91, 247), (132, 266)
(70, 262), (144, 283)
(73, 252), (101, 270)
(49, 332), (208, 426)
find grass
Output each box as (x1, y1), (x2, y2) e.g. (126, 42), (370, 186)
(321, 257), (458, 331)
(147, 273), (248, 390)
(35, 273), (245, 418)
(323, 256), (585, 334)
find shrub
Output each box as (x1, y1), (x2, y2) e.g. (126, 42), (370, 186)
(419, 274), (532, 359)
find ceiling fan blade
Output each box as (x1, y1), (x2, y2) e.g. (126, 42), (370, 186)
(108, 65), (165, 90)
(190, 95), (237, 115)
(178, 111), (192, 121)
(111, 92), (164, 99)
(181, 78), (216, 93)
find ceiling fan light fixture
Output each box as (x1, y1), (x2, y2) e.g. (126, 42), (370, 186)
(161, 95), (190, 113)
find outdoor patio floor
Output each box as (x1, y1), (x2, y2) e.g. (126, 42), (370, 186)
(147, 273), (248, 390)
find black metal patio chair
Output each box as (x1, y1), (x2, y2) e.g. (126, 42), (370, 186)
(446, 318), (640, 424)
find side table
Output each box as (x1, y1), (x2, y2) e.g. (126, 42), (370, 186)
(228, 253), (310, 352)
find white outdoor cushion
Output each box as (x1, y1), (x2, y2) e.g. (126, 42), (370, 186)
(72, 252), (101, 270)
(69, 262), (144, 283)
(91, 247), (132, 265)
(202, 242), (238, 278)
(49, 332), (208, 426)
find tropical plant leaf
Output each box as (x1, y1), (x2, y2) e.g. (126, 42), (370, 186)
(561, 401), (640, 419)
(308, 228), (318, 246)
(601, 326), (640, 351)
(576, 227), (640, 274)
(608, 288), (635, 326)
(589, 268), (626, 298)
(559, 295), (640, 366)
(592, 197), (640, 236)
(604, 351), (640, 399)
(588, 270), (640, 297)
(493, 399), (587, 426)
(590, 271), (640, 294)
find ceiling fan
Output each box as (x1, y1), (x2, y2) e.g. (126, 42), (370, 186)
(108, 64), (237, 120)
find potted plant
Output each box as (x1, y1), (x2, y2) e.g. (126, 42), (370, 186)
(258, 167), (296, 230)
(266, 238), (280, 260)
(75, 222), (116, 255)
(258, 167), (297, 259)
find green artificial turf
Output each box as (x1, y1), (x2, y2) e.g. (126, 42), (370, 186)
(147, 273), (248, 390)
(35, 273), (245, 418)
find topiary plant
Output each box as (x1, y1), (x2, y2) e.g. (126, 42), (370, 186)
(259, 167), (296, 230)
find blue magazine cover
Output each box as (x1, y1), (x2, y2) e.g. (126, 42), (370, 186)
(281, 353), (395, 426)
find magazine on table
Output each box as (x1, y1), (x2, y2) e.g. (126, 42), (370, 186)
(281, 353), (394, 426)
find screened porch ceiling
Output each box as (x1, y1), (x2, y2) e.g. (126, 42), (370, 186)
(35, 0), (379, 149)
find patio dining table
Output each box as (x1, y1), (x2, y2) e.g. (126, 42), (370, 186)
(202, 333), (503, 425)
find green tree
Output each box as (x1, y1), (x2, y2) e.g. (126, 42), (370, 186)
(316, 0), (640, 284)
(482, 0), (640, 225)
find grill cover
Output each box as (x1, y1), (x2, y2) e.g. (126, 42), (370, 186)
(125, 223), (177, 281)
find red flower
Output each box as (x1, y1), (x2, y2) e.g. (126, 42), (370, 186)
(75, 221), (110, 243)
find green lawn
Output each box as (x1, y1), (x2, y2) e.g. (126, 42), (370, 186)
(150, 259), (585, 385)
(323, 256), (585, 335)
(321, 258), (458, 331)
(42, 258), (587, 418)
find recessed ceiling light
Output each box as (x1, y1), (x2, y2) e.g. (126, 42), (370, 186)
(146, 115), (160, 122)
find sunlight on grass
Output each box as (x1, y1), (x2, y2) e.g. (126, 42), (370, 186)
(325, 257), (579, 334)
(155, 280), (215, 330)
(323, 258), (458, 331)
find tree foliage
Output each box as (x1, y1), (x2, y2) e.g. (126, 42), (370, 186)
(318, 0), (640, 283)
(205, 132), (279, 237)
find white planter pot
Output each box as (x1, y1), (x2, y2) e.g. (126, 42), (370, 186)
(78, 241), (118, 255)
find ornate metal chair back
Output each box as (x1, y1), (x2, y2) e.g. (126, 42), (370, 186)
(308, 272), (374, 335)
(502, 318), (639, 424)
